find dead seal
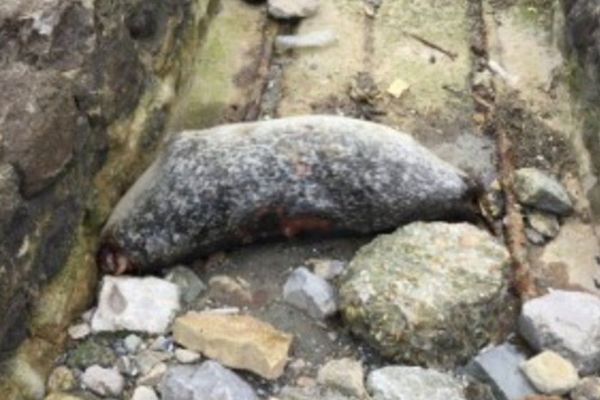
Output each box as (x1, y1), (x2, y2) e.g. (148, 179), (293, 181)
(99, 115), (477, 274)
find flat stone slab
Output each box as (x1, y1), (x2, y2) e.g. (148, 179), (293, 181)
(519, 290), (600, 374)
(172, 311), (293, 379)
(91, 276), (180, 334)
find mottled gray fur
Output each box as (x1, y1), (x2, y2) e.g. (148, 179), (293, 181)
(99, 116), (476, 272)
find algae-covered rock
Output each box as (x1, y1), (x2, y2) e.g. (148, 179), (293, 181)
(339, 222), (509, 367)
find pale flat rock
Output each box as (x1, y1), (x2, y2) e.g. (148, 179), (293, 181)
(519, 290), (600, 374)
(137, 362), (167, 386)
(160, 361), (258, 400)
(175, 348), (201, 364)
(268, 0), (319, 19)
(67, 323), (90, 340)
(317, 358), (367, 398)
(283, 267), (338, 319)
(521, 351), (579, 395)
(132, 386), (159, 400)
(91, 276), (180, 334)
(367, 366), (466, 400)
(173, 311), (293, 379)
(526, 212), (560, 239)
(81, 366), (124, 397)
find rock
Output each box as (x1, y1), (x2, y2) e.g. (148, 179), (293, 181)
(172, 311), (293, 379)
(138, 362), (167, 386)
(279, 385), (355, 400)
(526, 212), (560, 239)
(572, 377), (600, 400)
(175, 348), (201, 364)
(46, 366), (75, 393)
(67, 323), (90, 340)
(526, 228), (546, 245)
(306, 259), (346, 280)
(117, 355), (139, 377)
(135, 350), (171, 375)
(99, 116), (476, 274)
(160, 361), (258, 400)
(132, 386), (159, 400)
(514, 168), (573, 215)
(208, 275), (254, 306)
(275, 31), (338, 52)
(340, 222), (509, 367)
(66, 338), (116, 369)
(518, 290), (600, 374)
(466, 343), (537, 400)
(283, 267), (338, 319)
(149, 335), (173, 352)
(268, 0), (319, 19)
(81, 366), (124, 397)
(165, 266), (207, 304)
(44, 394), (84, 400)
(520, 350), (579, 395)
(366, 366), (466, 400)
(317, 358), (367, 398)
(91, 276), (180, 334)
(124, 334), (144, 354)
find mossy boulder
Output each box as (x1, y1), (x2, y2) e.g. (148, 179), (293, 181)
(339, 222), (510, 368)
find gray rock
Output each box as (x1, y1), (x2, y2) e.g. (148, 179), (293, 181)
(135, 350), (171, 375)
(99, 116), (476, 273)
(124, 334), (144, 354)
(525, 228), (546, 246)
(340, 222), (509, 367)
(514, 168), (573, 215)
(275, 31), (338, 52)
(366, 366), (466, 400)
(526, 211), (560, 239)
(81, 365), (125, 397)
(117, 355), (139, 377)
(572, 377), (600, 400)
(279, 385), (355, 400)
(160, 361), (258, 400)
(91, 276), (180, 334)
(317, 358), (367, 398)
(466, 343), (536, 400)
(283, 267), (338, 319)
(165, 266), (206, 304)
(519, 290), (600, 374)
(268, 0), (319, 19)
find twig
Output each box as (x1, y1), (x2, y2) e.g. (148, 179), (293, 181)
(402, 30), (458, 61)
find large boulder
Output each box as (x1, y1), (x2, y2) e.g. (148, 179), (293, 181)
(339, 222), (509, 367)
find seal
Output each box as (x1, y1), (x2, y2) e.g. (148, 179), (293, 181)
(99, 115), (477, 274)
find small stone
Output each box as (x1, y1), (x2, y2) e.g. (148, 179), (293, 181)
(514, 168), (573, 215)
(296, 376), (317, 388)
(138, 362), (167, 387)
(175, 348), (201, 364)
(44, 394), (84, 400)
(572, 377), (600, 400)
(173, 311), (293, 380)
(47, 366), (75, 393)
(91, 276), (180, 334)
(165, 266), (206, 304)
(149, 335), (173, 352)
(81, 366), (124, 397)
(521, 351), (579, 395)
(208, 275), (253, 306)
(526, 228), (546, 245)
(367, 366), (466, 400)
(117, 355), (139, 377)
(288, 358), (307, 373)
(306, 259), (346, 280)
(283, 267), (338, 319)
(67, 323), (90, 340)
(519, 290), (600, 374)
(268, 0), (319, 19)
(135, 350), (171, 375)
(481, 179), (505, 219)
(526, 212), (560, 239)
(124, 334), (143, 354)
(317, 358), (367, 398)
(160, 361), (258, 400)
(132, 386), (159, 400)
(522, 396), (562, 400)
(466, 343), (536, 400)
